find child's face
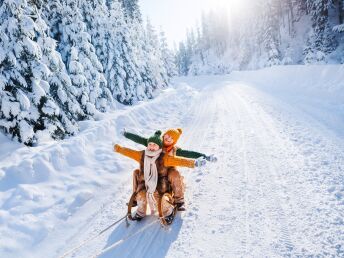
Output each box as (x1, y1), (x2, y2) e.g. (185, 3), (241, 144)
(163, 134), (174, 146)
(147, 142), (160, 151)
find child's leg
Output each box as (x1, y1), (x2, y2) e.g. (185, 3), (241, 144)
(154, 191), (174, 217)
(167, 168), (185, 205)
(133, 169), (145, 193)
(132, 169), (140, 193)
(136, 190), (147, 217)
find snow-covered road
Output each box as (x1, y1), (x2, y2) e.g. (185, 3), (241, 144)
(1, 66), (344, 258)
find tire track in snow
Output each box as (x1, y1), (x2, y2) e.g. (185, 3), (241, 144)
(223, 86), (273, 257)
(233, 84), (344, 257)
(164, 88), (221, 257)
(215, 88), (251, 257)
(230, 87), (295, 257)
(221, 90), (250, 257)
(169, 84), (257, 257)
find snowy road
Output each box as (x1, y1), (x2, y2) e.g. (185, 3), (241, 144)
(1, 66), (344, 257)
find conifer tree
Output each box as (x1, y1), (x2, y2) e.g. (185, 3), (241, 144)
(0, 0), (78, 145)
(59, 0), (110, 114)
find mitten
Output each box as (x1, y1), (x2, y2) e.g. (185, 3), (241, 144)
(195, 157), (206, 167)
(206, 154), (217, 163)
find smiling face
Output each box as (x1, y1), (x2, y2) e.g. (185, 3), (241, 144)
(147, 142), (160, 151)
(163, 133), (174, 146)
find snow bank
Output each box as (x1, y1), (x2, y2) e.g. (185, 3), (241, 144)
(229, 65), (344, 137)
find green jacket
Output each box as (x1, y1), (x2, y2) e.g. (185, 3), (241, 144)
(123, 131), (207, 159)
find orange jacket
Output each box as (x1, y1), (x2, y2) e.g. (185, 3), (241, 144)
(114, 144), (195, 168)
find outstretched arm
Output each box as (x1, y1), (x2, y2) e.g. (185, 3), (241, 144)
(163, 155), (196, 168)
(123, 131), (148, 147)
(176, 148), (207, 159)
(176, 147), (217, 162)
(114, 144), (142, 163)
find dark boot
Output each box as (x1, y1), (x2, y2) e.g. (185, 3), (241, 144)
(164, 212), (174, 225)
(132, 212), (144, 221)
(176, 202), (185, 211)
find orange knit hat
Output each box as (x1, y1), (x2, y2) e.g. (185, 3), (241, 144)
(163, 128), (183, 143)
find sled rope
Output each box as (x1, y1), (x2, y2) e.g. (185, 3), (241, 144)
(59, 214), (128, 258)
(89, 219), (159, 258)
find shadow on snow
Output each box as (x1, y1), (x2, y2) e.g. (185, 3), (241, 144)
(99, 214), (183, 258)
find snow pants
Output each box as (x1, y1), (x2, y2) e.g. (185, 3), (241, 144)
(132, 167), (185, 204)
(135, 190), (174, 217)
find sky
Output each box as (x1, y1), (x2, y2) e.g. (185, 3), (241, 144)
(139, 0), (241, 49)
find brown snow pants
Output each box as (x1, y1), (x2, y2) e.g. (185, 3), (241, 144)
(132, 167), (185, 204)
(135, 190), (173, 217)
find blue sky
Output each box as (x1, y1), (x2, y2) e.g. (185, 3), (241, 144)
(139, 0), (220, 48)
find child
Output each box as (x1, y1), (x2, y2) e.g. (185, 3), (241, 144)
(114, 131), (205, 221)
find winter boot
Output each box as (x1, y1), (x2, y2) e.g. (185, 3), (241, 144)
(164, 212), (174, 225)
(176, 202), (185, 211)
(132, 212), (144, 221)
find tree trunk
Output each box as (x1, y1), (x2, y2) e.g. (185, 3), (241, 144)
(337, 0), (344, 24)
(288, 0), (295, 36)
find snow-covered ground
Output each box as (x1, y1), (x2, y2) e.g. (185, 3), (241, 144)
(1, 65), (344, 258)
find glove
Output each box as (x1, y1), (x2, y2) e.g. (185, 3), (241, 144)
(206, 154), (217, 163)
(194, 157), (206, 167)
(120, 128), (126, 136)
(114, 144), (120, 152)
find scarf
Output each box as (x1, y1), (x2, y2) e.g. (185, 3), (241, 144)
(143, 149), (162, 213)
(164, 144), (175, 156)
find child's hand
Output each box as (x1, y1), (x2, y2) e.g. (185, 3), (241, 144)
(206, 154), (217, 163)
(114, 144), (120, 152)
(195, 157), (206, 167)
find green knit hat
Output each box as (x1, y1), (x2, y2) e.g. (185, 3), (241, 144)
(147, 130), (163, 148)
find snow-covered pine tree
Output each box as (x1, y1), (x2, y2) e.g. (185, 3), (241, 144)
(35, 7), (83, 130)
(81, 0), (108, 69)
(284, 0), (296, 37)
(58, 0), (110, 114)
(80, 0), (113, 106)
(0, 0), (78, 145)
(159, 29), (177, 78)
(118, 0), (141, 21)
(262, 0), (282, 66)
(142, 18), (168, 89)
(185, 29), (196, 69)
(333, 0), (344, 32)
(0, 1), (37, 145)
(187, 28), (203, 75)
(175, 42), (191, 76)
(107, 0), (144, 104)
(304, 0), (337, 63)
(236, 19), (255, 70)
(39, 0), (60, 38)
(128, 18), (155, 100)
(130, 36), (156, 103)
